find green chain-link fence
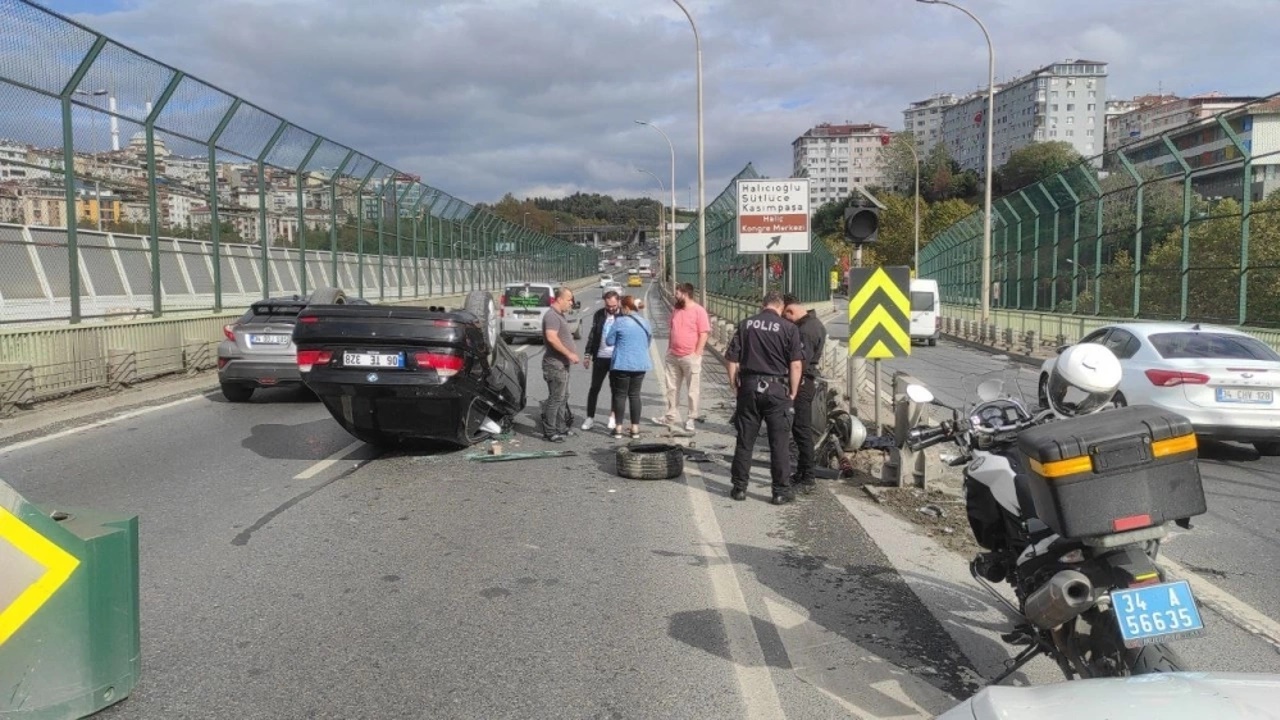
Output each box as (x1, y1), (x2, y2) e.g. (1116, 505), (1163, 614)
(0, 0), (598, 325)
(672, 163), (835, 320)
(921, 92), (1280, 329)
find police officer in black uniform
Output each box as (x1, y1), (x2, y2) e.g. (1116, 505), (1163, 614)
(783, 294), (828, 495)
(725, 291), (805, 504)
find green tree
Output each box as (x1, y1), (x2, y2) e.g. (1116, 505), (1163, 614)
(996, 141), (1083, 194)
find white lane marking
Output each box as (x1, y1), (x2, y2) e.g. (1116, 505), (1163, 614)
(1159, 555), (1280, 651)
(293, 439), (366, 480)
(644, 306), (785, 719)
(1, 394), (205, 455)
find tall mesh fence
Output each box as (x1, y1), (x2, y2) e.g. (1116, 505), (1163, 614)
(0, 0), (597, 324)
(673, 163), (836, 306)
(920, 93), (1280, 329)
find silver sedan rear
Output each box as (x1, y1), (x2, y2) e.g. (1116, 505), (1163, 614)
(1040, 322), (1280, 455)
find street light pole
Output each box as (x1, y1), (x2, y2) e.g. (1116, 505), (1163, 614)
(917, 0), (994, 324)
(636, 168), (666, 278)
(670, 0), (706, 306)
(635, 120), (677, 288)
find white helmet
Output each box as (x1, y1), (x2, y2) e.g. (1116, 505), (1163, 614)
(1046, 343), (1122, 417)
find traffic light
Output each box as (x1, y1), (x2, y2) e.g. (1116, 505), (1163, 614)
(843, 205), (880, 244)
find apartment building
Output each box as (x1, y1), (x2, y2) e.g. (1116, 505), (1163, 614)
(1105, 92), (1259, 153)
(902, 94), (958, 152)
(936, 59), (1108, 174)
(790, 122), (892, 208)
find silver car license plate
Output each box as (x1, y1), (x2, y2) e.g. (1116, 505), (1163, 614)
(249, 334), (291, 345)
(343, 352), (403, 368)
(1216, 387), (1274, 404)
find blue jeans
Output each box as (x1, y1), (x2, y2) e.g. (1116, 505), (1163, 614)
(542, 358), (571, 437)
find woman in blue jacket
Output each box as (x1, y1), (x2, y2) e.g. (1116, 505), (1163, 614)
(604, 294), (653, 439)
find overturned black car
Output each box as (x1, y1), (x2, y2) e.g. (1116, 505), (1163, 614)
(293, 290), (527, 447)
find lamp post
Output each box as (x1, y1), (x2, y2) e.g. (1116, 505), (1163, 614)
(635, 120), (677, 288)
(917, 0), (994, 324)
(669, 0), (706, 305)
(635, 168), (666, 278)
(74, 88), (109, 231)
(522, 211), (529, 229)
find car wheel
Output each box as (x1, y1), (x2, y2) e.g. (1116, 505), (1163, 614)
(1038, 374), (1049, 410)
(927, 338), (937, 347)
(464, 290), (498, 360)
(221, 383), (254, 403)
(616, 443), (684, 480)
(1254, 441), (1280, 457)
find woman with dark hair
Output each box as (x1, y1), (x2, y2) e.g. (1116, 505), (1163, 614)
(603, 294), (653, 439)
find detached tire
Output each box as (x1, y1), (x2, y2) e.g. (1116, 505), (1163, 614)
(308, 286), (346, 305)
(616, 443), (684, 480)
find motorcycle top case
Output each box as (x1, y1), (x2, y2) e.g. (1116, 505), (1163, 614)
(1015, 405), (1205, 539)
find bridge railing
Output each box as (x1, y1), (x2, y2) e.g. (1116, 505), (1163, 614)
(0, 0), (598, 325)
(920, 92), (1280, 330)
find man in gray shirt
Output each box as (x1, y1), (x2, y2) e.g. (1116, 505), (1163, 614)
(542, 286), (580, 442)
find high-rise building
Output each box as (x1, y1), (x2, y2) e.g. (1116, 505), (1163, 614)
(935, 59), (1108, 174)
(790, 122), (892, 208)
(902, 94), (958, 152)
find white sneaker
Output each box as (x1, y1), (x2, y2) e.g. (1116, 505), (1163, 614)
(684, 418), (696, 432)
(581, 418), (595, 431)
(606, 415), (617, 430)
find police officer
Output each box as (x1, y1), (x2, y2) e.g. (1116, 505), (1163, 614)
(725, 291), (805, 504)
(783, 294), (828, 495)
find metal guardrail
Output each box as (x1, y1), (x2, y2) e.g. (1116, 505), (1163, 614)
(0, 275), (600, 414)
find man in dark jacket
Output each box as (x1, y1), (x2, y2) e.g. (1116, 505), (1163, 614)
(581, 290), (621, 431)
(783, 294), (828, 494)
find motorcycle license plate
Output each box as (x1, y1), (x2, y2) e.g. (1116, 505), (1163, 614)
(1111, 580), (1204, 648)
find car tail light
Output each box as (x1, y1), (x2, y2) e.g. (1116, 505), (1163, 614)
(217, 357), (229, 369)
(1145, 369), (1210, 387)
(297, 349), (333, 373)
(298, 315), (319, 324)
(223, 324), (237, 341)
(414, 352), (464, 378)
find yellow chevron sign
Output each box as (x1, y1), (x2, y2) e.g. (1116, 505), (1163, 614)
(847, 266), (910, 359)
(0, 505), (79, 646)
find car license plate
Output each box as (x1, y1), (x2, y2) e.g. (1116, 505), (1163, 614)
(1216, 387), (1274, 404)
(1111, 580), (1204, 648)
(249, 334), (290, 345)
(342, 351), (403, 369)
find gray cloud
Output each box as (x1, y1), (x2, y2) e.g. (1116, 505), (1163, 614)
(38, 0), (1280, 203)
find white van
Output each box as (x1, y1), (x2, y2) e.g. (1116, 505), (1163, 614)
(909, 278), (940, 346)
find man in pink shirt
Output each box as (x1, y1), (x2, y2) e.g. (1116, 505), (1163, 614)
(654, 283), (711, 431)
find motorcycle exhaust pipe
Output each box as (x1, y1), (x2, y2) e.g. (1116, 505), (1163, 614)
(1024, 570), (1094, 630)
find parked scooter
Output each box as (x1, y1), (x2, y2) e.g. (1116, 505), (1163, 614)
(905, 345), (1208, 682)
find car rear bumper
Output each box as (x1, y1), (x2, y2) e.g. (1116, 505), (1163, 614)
(218, 358), (302, 387)
(1169, 406), (1280, 442)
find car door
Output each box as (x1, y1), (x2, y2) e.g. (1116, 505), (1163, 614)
(1100, 328), (1142, 405)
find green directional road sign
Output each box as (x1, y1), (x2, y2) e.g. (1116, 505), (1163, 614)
(847, 266), (911, 358)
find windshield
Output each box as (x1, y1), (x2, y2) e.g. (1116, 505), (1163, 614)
(910, 291), (935, 312)
(1148, 332), (1280, 362)
(960, 361), (1029, 412)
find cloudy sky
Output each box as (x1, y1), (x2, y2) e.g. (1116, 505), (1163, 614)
(35, 0), (1280, 206)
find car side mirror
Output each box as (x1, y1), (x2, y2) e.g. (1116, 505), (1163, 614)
(572, 300), (582, 310)
(1055, 345), (1069, 355)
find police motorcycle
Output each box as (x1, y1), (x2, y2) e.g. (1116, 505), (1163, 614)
(904, 344), (1209, 682)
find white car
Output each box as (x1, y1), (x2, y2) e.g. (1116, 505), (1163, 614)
(598, 274), (614, 288)
(601, 281), (623, 296)
(1039, 322), (1280, 454)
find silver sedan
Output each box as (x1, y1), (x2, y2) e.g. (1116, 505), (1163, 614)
(1039, 322), (1280, 455)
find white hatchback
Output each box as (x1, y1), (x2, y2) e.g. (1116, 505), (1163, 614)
(1039, 322), (1280, 455)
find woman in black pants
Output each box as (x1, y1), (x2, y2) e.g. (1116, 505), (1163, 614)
(581, 290), (621, 431)
(603, 295), (654, 439)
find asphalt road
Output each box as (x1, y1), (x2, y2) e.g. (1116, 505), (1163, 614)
(1, 284), (974, 720)
(878, 340), (1280, 665)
